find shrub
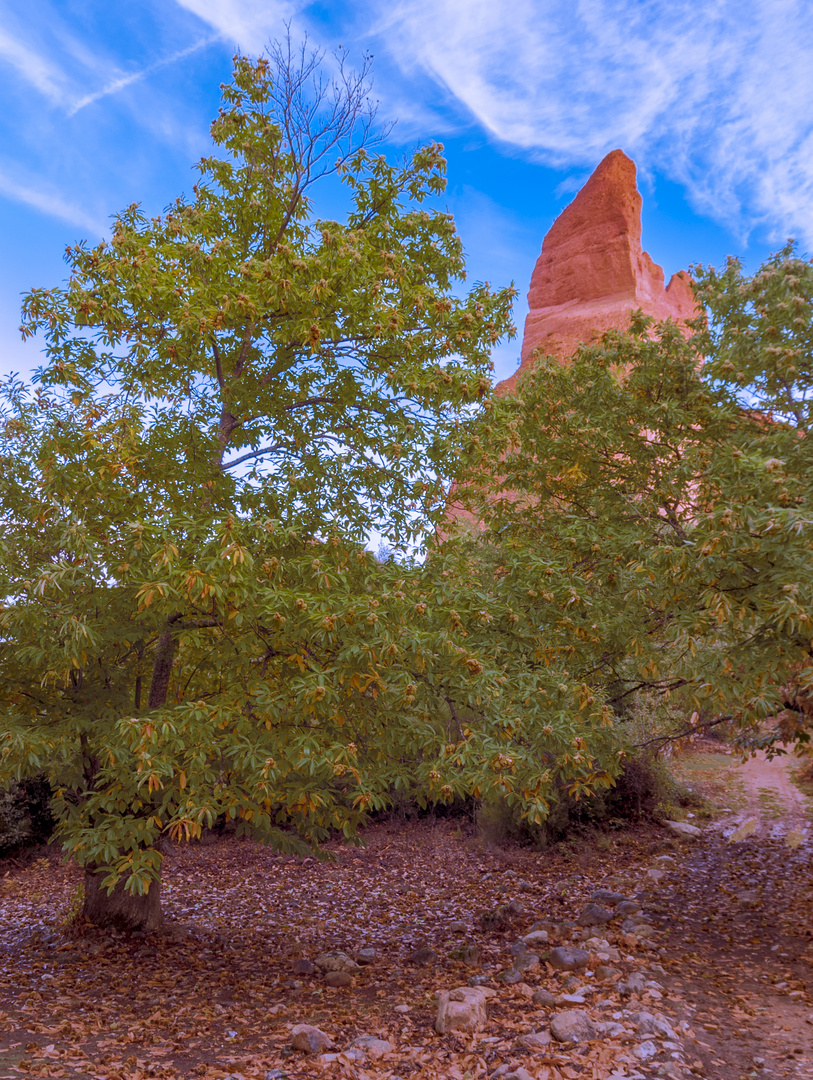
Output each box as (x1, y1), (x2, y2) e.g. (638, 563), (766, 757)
(0, 775), (54, 855)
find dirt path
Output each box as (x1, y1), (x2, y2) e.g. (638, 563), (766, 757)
(717, 748), (811, 842)
(644, 748), (813, 1079)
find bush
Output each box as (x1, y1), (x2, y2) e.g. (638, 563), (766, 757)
(0, 775), (54, 855)
(476, 750), (698, 847)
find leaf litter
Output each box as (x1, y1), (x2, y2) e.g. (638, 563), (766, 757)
(0, 749), (812, 1080)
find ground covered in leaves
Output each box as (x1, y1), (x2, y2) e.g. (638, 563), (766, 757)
(1, 748), (812, 1080)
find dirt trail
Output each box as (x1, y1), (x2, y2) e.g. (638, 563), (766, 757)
(646, 749), (813, 1079)
(719, 748), (811, 841)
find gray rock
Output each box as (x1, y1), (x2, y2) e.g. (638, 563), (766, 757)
(513, 952), (540, 973)
(592, 890), (629, 904)
(325, 970), (353, 988)
(290, 958), (316, 975)
(499, 967), (524, 984)
(634, 1010), (675, 1039)
(595, 965), (621, 982)
(616, 901), (643, 916)
(635, 1039), (657, 1061)
(517, 879), (534, 893)
(290, 1024), (333, 1054)
(578, 904), (613, 927)
(663, 819), (702, 839)
(550, 1009), (597, 1043)
(596, 1020), (627, 1037)
(409, 946), (439, 966)
(517, 1030), (551, 1051)
(548, 946), (590, 972)
(506, 899), (526, 916)
(356, 947), (377, 965)
(450, 944), (480, 966)
(352, 1036), (393, 1060)
(522, 930), (549, 948)
(315, 950), (359, 974)
(532, 988), (557, 1007)
(618, 973), (648, 997)
(508, 939), (530, 957)
(264, 1071), (289, 1080)
(502, 1070), (534, 1080)
(467, 973), (492, 986)
(449, 920), (467, 933)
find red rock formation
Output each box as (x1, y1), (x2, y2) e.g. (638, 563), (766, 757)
(499, 149), (696, 393)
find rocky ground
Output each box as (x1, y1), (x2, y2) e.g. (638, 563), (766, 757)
(0, 746), (811, 1080)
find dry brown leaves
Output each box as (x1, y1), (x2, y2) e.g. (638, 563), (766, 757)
(0, 820), (666, 1080)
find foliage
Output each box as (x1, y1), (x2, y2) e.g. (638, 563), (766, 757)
(0, 43), (519, 908)
(0, 775), (54, 855)
(456, 244), (813, 752)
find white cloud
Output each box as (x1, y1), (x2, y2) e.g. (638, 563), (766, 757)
(0, 167), (108, 235)
(385, 0), (813, 245)
(68, 36), (220, 116)
(174, 0), (302, 51)
(0, 26), (68, 104)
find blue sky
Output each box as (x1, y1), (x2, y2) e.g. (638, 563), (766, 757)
(2, 0), (812, 384)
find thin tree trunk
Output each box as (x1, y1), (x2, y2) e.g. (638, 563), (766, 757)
(82, 866), (163, 931)
(148, 626), (177, 709)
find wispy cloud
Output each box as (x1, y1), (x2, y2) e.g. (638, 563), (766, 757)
(174, 0), (301, 51)
(0, 26), (68, 104)
(68, 35), (221, 116)
(0, 167), (108, 235)
(384, 0), (813, 246)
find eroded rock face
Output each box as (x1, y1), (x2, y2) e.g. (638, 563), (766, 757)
(500, 149), (696, 392)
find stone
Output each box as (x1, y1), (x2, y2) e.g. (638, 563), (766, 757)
(356, 947), (377, 965)
(550, 1009), (597, 1043)
(508, 939), (531, 957)
(290, 1024), (332, 1054)
(450, 944), (480, 965)
(499, 967), (524, 984)
(633, 1010), (675, 1039)
(517, 1030), (552, 1051)
(663, 820), (702, 839)
(325, 970), (353, 988)
(578, 903), (613, 927)
(435, 986), (489, 1034)
(479, 905), (512, 929)
(352, 1036), (393, 1060)
(522, 930), (549, 948)
(314, 950), (360, 974)
(394, 1004), (410, 1014)
(635, 1039), (657, 1061)
(290, 958), (316, 975)
(503, 1069), (534, 1080)
(616, 901), (643, 916)
(547, 945), (590, 972)
(592, 890), (630, 904)
(532, 988), (557, 1007)
(408, 947), (439, 967)
(501, 149), (696, 392)
(448, 920), (467, 933)
(595, 965), (621, 982)
(513, 951), (540, 973)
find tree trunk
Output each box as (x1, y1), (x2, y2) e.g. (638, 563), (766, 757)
(82, 866), (164, 931)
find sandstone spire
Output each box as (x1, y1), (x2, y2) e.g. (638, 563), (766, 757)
(500, 149), (696, 391)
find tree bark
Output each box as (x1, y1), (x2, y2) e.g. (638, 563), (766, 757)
(82, 865), (164, 931)
(148, 627), (177, 710)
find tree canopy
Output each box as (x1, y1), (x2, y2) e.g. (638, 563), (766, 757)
(456, 245), (813, 750)
(0, 43), (530, 928)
